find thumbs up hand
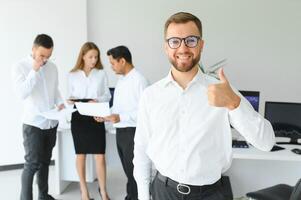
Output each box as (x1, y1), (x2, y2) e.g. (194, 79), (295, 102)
(207, 68), (241, 110)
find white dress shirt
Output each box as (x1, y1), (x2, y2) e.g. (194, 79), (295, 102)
(12, 56), (63, 129)
(67, 68), (111, 102)
(112, 68), (149, 128)
(133, 68), (275, 200)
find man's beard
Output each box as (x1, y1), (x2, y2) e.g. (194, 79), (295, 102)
(169, 53), (200, 72)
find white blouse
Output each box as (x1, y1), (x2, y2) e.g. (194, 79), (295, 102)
(67, 68), (111, 102)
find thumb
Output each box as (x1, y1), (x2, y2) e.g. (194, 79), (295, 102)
(218, 68), (228, 83)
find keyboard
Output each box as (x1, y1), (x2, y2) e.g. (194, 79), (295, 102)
(271, 145), (285, 152)
(232, 140), (249, 148)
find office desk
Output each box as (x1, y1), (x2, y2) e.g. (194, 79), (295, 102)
(225, 144), (301, 197)
(54, 123), (118, 194)
(54, 124), (301, 196)
(53, 128), (97, 194)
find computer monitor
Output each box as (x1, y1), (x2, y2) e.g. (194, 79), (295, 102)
(109, 87), (114, 108)
(264, 101), (301, 145)
(239, 90), (260, 112)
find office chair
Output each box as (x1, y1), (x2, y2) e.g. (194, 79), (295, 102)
(246, 179), (301, 200)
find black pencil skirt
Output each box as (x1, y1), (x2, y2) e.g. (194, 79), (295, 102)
(71, 101), (106, 154)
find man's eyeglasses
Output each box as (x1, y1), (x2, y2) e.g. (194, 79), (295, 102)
(166, 35), (201, 49)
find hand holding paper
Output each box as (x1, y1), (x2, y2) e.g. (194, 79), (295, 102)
(94, 116), (105, 123)
(104, 114), (120, 123)
(75, 102), (111, 117)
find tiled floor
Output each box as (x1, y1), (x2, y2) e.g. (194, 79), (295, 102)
(0, 166), (127, 200)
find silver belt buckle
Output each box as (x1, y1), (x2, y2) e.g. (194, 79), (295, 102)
(177, 183), (191, 195)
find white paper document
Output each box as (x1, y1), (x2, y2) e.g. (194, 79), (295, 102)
(75, 102), (111, 117)
(40, 107), (77, 120)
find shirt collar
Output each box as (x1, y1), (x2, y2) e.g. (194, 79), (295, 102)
(161, 65), (205, 88)
(79, 68), (97, 76)
(121, 67), (136, 80)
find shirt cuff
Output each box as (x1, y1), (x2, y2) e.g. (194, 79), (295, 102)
(229, 99), (253, 119)
(56, 100), (64, 107)
(27, 69), (38, 83)
(119, 113), (129, 123)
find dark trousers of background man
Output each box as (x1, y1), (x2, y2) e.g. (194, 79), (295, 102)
(20, 124), (57, 200)
(116, 127), (138, 200)
(151, 172), (226, 200)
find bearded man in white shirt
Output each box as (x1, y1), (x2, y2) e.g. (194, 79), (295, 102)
(133, 12), (275, 200)
(103, 45), (149, 200)
(12, 34), (64, 200)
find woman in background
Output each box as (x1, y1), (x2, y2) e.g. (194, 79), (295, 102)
(67, 42), (111, 200)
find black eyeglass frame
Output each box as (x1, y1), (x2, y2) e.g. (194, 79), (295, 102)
(165, 35), (201, 49)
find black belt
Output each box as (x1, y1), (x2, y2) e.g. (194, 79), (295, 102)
(116, 127), (136, 131)
(156, 172), (221, 195)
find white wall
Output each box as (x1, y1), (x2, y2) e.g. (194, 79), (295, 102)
(0, 0), (87, 165)
(2, 0), (301, 167)
(87, 0), (301, 114)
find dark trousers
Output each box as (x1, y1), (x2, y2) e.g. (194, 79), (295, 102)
(116, 127), (138, 200)
(20, 124), (57, 200)
(151, 172), (226, 200)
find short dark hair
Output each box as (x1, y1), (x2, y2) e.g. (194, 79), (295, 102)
(107, 45), (132, 64)
(164, 12), (202, 37)
(33, 34), (54, 49)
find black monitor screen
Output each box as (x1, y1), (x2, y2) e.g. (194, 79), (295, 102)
(264, 101), (301, 144)
(109, 87), (114, 108)
(239, 90), (260, 112)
